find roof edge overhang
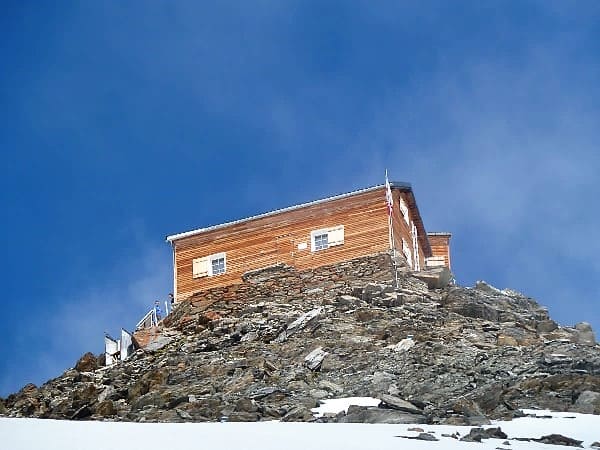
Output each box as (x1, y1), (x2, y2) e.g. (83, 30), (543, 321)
(166, 181), (420, 243)
(398, 187), (431, 257)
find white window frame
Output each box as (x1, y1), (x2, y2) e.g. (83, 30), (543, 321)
(193, 252), (227, 278)
(209, 252), (226, 276)
(402, 238), (413, 269)
(400, 198), (410, 224)
(312, 232), (329, 251)
(310, 225), (344, 252)
(411, 222), (420, 271)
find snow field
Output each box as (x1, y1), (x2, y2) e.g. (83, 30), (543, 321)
(1, 406), (597, 450)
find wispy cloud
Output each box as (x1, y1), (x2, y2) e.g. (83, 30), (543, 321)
(0, 241), (171, 396)
(340, 44), (600, 329)
(248, 26), (600, 330)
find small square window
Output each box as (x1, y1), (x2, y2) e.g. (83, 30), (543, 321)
(211, 257), (225, 275)
(313, 233), (329, 251)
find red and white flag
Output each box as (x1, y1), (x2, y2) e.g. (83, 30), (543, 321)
(385, 170), (393, 216)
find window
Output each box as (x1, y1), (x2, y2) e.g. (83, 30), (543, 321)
(193, 252), (227, 278)
(310, 225), (344, 252)
(411, 222), (420, 271)
(313, 233), (329, 251)
(211, 256), (226, 275)
(402, 238), (413, 269)
(400, 198), (410, 224)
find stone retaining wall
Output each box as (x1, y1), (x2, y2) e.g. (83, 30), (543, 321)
(136, 252), (396, 348)
(187, 251), (396, 306)
(141, 252), (397, 337)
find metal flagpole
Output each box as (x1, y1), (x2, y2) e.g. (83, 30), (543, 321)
(385, 170), (395, 253)
(385, 170), (399, 288)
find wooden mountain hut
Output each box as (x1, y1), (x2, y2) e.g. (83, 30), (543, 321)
(166, 182), (451, 302)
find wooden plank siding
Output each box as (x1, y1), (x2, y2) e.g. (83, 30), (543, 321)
(173, 189), (388, 299)
(427, 233), (452, 270)
(389, 190), (427, 270)
(169, 185), (438, 301)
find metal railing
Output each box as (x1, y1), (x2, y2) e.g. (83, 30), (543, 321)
(135, 309), (158, 330)
(135, 300), (171, 330)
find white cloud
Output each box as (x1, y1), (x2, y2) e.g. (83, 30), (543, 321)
(1, 242), (171, 396)
(265, 33), (600, 331)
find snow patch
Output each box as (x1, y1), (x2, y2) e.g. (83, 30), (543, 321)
(311, 396), (381, 417)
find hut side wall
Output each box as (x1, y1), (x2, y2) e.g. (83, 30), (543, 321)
(173, 189), (393, 300)
(390, 190), (427, 270)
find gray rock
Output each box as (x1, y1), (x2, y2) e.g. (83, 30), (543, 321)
(318, 380), (344, 395)
(235, 398), (258, 413)
(390, 338), (415, 352)
(337, 295), (361, 307)
(281, 406), (313, 422)
(131, 392), (165, 411)
(340, 407), (426, 424)
(275, 308), (322, 343)
(304, 347), (328, 371)
(537, 320), (559, 333)
(397, 432), (439, 441)
(308, 389), (329, 399)
(415, 433), (439, 441)
(573, 322), (596, 346)
(413, 267), (452, 289)
(95, 400), (116, 417)
(575, 322), (593, 332)
(75, 352), (99, 372)
(144, 336), (172, 352)
(176, 408), (192, 420)
(475, 281), (503, 294)
(227, 411), (260, 422)
(240, 332), (258, 342)
(450, 300), (499, 322)
(534, 434), (583, 447)
(362, 283), (385, 301)
(371, 372), (394, 393)
(98, 386), (116, 403)
(378, 394), (423, 414)
(248, 387), (285, 400)
(573, 390), (600, 414)
(70, 405), (91, 420)
(451, 399), (491, 425)
(482, 427), (508, 439)
(460, 427), (506, 442)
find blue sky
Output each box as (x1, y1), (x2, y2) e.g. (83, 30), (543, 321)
(1, 1), (600, 396)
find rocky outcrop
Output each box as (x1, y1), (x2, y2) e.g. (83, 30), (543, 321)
(75, 352), (100, 372)
(1, 252), (599, 424)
